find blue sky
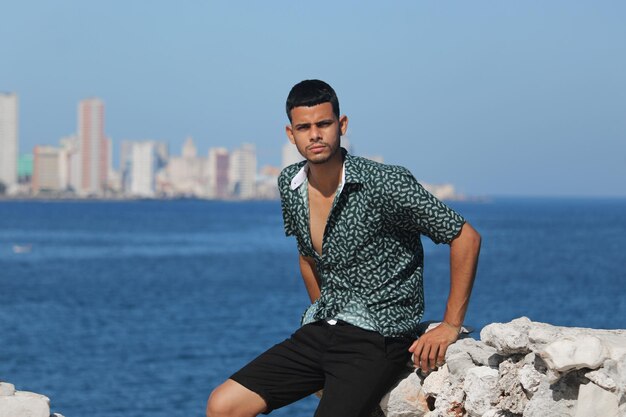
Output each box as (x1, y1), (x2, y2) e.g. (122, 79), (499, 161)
(1, 1), (625, 196)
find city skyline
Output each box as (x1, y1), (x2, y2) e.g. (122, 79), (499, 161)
(0, 92), (366, 177)
(20, 95), (273, 199)
(4, 93), (473, 201)
(1, 1), (625, 197)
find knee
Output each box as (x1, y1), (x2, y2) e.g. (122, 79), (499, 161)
(206, 385), (235, 417)
(206, 380), (266, 417)
(206, 387), (230, 417)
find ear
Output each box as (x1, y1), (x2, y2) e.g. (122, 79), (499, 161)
(285, 124), (296, 144)
(339, 115), (349, 136)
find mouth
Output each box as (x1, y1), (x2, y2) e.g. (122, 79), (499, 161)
(308, 144), (327, 153)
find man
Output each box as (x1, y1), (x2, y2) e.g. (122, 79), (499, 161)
(207, 80), (481, 417)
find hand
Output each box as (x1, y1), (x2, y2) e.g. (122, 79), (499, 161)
(408, 322), (460, 374)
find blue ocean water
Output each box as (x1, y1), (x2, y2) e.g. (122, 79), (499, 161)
(0, 198), (625, 417)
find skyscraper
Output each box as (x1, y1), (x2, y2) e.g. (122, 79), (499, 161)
(0, 93), (18, 192)
(59, 135), (81, 192)
(207, 147), (230, 199)
(78, 98), (108, 195)
(230, 143), (257, 199)
(164, 137), (205, 197)
(120, 140), (168, 197)
(32, 145), (61, 193)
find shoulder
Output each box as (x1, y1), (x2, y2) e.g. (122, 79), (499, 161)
(278, 160), (306, 188)
(347, 153), (415, 186)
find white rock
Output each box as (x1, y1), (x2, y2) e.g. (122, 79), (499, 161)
(423, 411), (446, 417)
(14, 391), (50, 403)
(526, 322), (565, 349)
(391, 318), (626, 417)
(587, 358), (626, 417)
(447, 338), (499, 368)
(606, 358), (626, 416)
(518, 355), (544, 396)
(529, 322), (626, 358)
(0, 383), (15, 397)
(540, 335), (607, 373)
(480, 317), (532, 355)
(432, 374), (465, 416)
(422, 365), (449, 397)
(574, 382), (619, 417)
(484, 318), (626, 360)
(379, 371), (429, 417)
(599, 357), (626, 398)
(464, 340), (499, 368)
(585, 366), (617, 392)
(481, 410), (507, 417)
(0, 391), (50, 417)
(463, 366), (499, 417)
(495, 358), (528, 414)
(445, 348), (475, 380)
(523, 376), (579, 417)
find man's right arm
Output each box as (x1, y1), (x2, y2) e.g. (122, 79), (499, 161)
(299, 255), (321, 303)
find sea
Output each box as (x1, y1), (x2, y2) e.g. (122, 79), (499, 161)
(1, 198), (625, 417)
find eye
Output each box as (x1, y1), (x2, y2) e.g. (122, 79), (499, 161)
(317, 121), (332, 128)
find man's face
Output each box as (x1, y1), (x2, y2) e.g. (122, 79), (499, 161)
(286, 102), (348, 165)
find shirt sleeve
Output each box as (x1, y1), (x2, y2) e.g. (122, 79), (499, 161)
(277, 171), (296, 237)
(384, 167), (465, 244)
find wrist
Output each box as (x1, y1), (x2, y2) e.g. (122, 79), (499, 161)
(442, 321), (462, 334)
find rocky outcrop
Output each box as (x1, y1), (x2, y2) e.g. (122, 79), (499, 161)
(4, 317), (624, 417)
(379, 317), (626, 417)
(0, 382), (63, 417)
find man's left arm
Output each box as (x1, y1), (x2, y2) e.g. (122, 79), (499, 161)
(409, 221), (481, 373)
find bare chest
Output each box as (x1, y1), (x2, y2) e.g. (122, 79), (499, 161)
(308, 186), (335, 256)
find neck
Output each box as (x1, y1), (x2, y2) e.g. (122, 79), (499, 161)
(307, 150), (343, 197)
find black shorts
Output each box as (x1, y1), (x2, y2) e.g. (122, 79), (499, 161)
(230, 320), (413, 417)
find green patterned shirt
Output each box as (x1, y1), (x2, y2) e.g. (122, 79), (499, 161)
(278, 148), (465, 338)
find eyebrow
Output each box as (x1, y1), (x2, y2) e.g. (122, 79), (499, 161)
(294, 119), (335, 129)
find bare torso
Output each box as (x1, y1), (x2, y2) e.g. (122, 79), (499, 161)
(308, 183), (334, 256)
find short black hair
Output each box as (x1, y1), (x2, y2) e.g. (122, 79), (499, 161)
(286, 79), (340, 122)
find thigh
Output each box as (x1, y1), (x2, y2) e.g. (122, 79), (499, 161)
(230, 323), (327, 413)
(315, 325), (412, 417)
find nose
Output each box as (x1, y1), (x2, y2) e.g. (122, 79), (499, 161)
(309, 126), (322, 142)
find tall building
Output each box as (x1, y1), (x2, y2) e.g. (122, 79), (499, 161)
(163, 137), (206, 197)
(0, 93), (19, 192)
(17, 154), (33, 183)
(78, 98), (109, 195)
(230, 143), (257, 199)
(207, 148), (230, 199)
(59, 135), (80, 192)
(120, 140), (168, 197)
(182, 136), (197, 159)
(32, 146), (61, 193)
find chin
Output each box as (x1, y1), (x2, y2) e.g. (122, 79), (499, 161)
(307, 157), (331, 165)
(306, 152), (333, 164)
(306, 147), (339, 164)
